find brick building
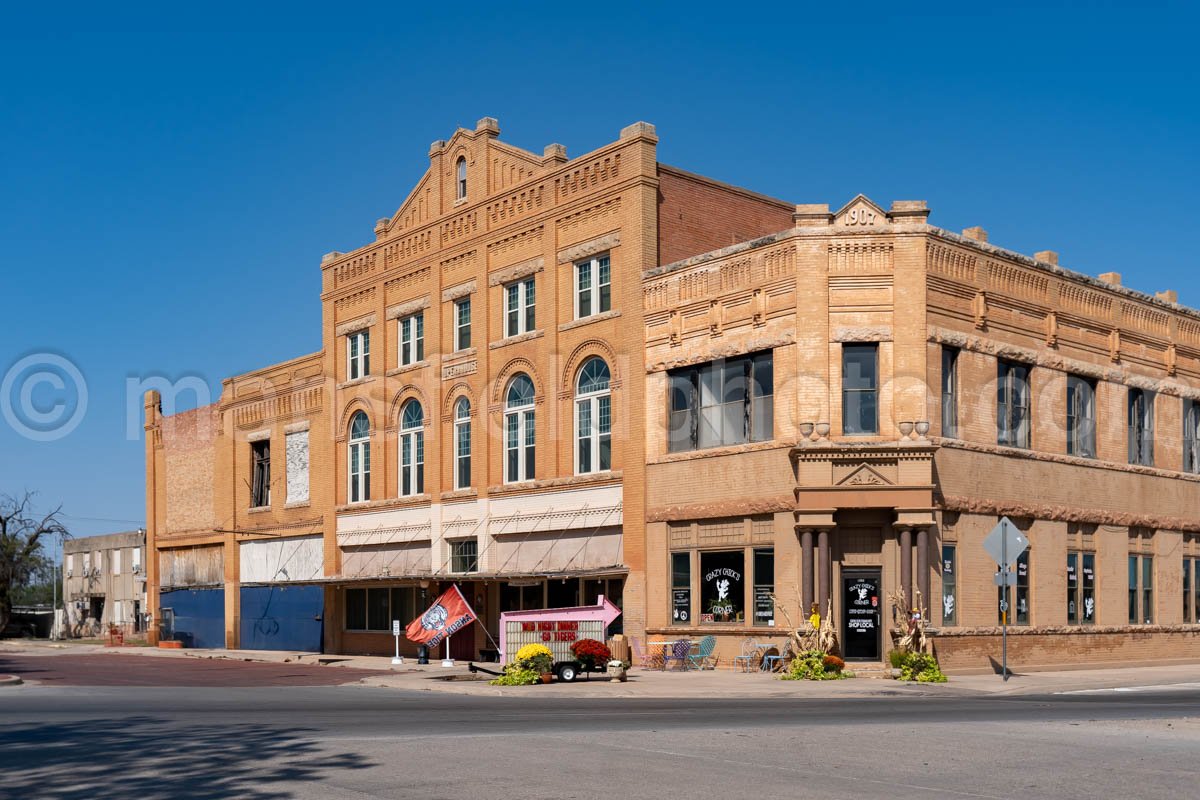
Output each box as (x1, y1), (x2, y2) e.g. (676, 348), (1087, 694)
(145, 118), (1200, 670)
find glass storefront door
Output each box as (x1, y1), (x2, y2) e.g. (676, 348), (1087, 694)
(842, 570), (882, 661)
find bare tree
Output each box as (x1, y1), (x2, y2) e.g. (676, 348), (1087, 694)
(0, 493), (69, 632)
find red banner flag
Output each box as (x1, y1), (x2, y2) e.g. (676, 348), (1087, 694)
(406, 585), (477, 648)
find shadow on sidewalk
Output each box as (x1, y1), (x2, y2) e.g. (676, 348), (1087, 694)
(0, 715), (371, 799)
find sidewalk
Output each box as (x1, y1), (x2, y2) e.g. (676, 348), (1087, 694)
(6, 639), (1198, 698)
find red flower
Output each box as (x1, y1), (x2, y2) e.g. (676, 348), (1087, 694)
(570, 638), (611, 662)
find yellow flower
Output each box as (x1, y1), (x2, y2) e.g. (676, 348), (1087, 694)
(516, 643), (553, 662)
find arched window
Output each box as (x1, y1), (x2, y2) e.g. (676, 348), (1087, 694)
(456, 157), (467, 200)
(454, 397), (471, 490)
(399, 400), (424, 496)
(348, 411), (370, 503)
(504, 374), (535, 483)
(575, 358), (612, 474)
(1186, 400), (1200, 474)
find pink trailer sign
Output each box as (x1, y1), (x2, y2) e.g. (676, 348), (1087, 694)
(499, 595), (622, 664)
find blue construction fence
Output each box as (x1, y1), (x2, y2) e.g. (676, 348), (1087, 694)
(158, 584), (324, 652)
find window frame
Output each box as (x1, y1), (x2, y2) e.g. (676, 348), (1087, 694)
(1129, 554), (1154, 624)
(671, 551), (692, 626)
(398, 400), (424, 497)
(504, 277), (536, 338)
(1067, 550), (1096, 625)
(398, 312), (424, 366)
(1184, 400), (1200, 474)
(504, 374), (536, 483)
(348, 411), (371, 503)
(941, 346), (959, 438)
(454, 297), (471, 351)
(1128, 388), (1155, 466)
(941, 544), (957, 626)
(1066, 375), (1097, 458)
(667, 351), (773, 453)
(456, 156), (467, 201)
(575, 357), (612, 475)
(842, 343), (879, 436)
(454, 397), (471, 491)
(346, 329), (370, 381)
(574, 254), (612, 319)
(997, 360), (1031, 449)
(998, 549), (1031, 626)
(250, 439), (271, 508)
(450, 539), (479, 574)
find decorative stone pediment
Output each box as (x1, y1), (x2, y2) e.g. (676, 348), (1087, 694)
(834, 194), (888, 228)
(837, 464), (893, 486)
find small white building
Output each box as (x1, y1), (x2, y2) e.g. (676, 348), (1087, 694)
(62, 530), (147, 637)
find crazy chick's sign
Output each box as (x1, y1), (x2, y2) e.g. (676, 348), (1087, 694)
(405, 585), (477, 648)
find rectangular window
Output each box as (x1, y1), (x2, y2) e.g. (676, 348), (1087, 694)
(285, 430), (310, 504)
(399, 313), (424, 366)
(112, 549), (122, 575)
(1194, 557), (1200, 627)
(667, 351), (774, 453)
(391, 587), (416, 629)
(450, 539), (479, 574)
(1129, 554), (1154, 624)
(753, 548), (775, 627)
(1184, 557), (1193, 624)
(998, 549), (1030, 625)
(250, 439), (271, 508)
(1068, 551), (1096, 625)
(455, 298), (471, 351)
(1128, 389), (1155, 466)
(345, 588), (367, 630)
(671, 552), (691, 625)
(1185, 400), (1200, 474)
(1066, 376), (1097, 458)
(842, 344), (878, 435)
(575, 254), (611, 319)
(347, 330), (370, 380)
(700, 550), (745, 624)
(505, 278), (536, 337)
(367, 587), (390, 631)
(941, 347), (959, 438)
(132, 547), (142, 572)
(941, 545), (957, 625)
(997, 360), (1031, 448)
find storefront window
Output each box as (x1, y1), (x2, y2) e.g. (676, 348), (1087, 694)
(700, 551), (745, 624)
(547, 578), (579, 609)
(1129, 554), (1154, 624)
(1068, 551), (1096, 625)
(753, 548), (774, 626)
(941, 545), (957, 625)
(345, 586), (413, 632)
(997, 550), (1030, 625)
(671, 552), (691, 625)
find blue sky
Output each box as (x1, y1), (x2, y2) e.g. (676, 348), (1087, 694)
(1, 2), (1196, 551)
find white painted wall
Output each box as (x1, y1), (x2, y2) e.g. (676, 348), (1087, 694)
(239, 535), (324, 584)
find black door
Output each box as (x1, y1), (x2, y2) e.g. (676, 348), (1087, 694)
(842, 571), (882, 661)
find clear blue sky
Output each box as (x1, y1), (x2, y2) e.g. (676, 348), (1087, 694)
(2, 2), (1196, 549)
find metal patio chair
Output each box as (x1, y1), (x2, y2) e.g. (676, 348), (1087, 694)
(688, 635), (717, 670)
(662, 639), (692, 671)
(732, 638), (760, 673)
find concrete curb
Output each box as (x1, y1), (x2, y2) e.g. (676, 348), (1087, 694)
(0, 674), (24, 686)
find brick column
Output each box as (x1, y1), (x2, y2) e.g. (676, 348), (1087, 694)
(899, 526), (913, 606)
(800, 529), (814, 613)
(916, 526), (930, 612)
(817, 529), (830, 614)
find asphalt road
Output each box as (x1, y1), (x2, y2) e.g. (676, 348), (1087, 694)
(2, 657), (1198, 800)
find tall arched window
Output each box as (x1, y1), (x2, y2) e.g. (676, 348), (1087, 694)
(348, 411), (370, 503)
(456, 157), (467, 200)
(1186, 400), (1200, 474)
(575, 358), (611, 474)
(399, 400), (424, 496)
(454, 397), (471, 490)
(505, 374), (535, 483)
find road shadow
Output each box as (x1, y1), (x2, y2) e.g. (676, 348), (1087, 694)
(0, 715), (371, 799)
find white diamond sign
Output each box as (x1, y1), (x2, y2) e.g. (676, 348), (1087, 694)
(983, 517), (1028, 569)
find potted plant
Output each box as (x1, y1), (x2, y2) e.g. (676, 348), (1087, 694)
(517, 643), (554, 683)
(607, 659), (629, 682)
(570, 638), (611, 674)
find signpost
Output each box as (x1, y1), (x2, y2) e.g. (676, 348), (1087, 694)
(983, 517), (1029, 681)
(391, 619), (403, 666)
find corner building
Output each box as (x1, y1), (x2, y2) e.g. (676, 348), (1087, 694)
(146, 118), (1200, 670)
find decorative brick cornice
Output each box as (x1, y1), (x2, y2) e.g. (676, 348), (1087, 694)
(557, 232), (620, 264)
(646, 496), (793, 522)
(441, 279), (476, 302)
(385, 295), (430, 320)
(487, 256), (544, 287)
(334, 314), (376, 338)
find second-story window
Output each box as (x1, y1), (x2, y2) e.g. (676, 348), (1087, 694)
(347, 330), (369, 381)
(454, 397), (471, 490)
(1185, 400), (1200, 474)
(399, 400), (424, 497)
(456, 157), (467, 200)
(667, 352), (773, 453)
(575, 254), (611, 319)
(504, 374), (536, 483)
(348, 411), (370, 503)
(505, 277), (536, 337)
(842, 344), (878, 435)
(941, 347), (959, 438)
(1066, 376), (1096, 458)
(455, 298), (471, 351)
(997, 360), (1031, 449)
(399, 313), (424, 366)
(576, 357), (612, 474)
(1128, 388), (1154, 466)
(250, 439), (270, 508)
